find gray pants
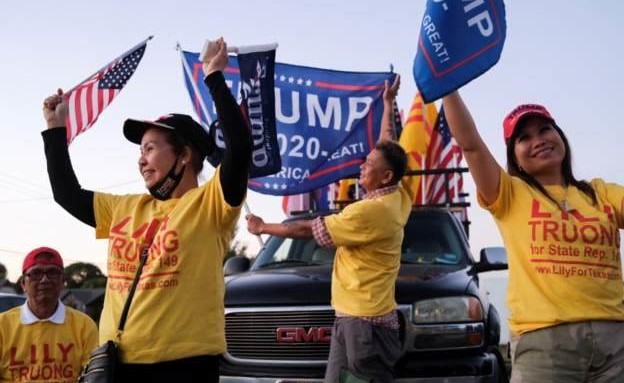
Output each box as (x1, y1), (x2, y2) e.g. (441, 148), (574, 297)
(324, 316), (401, 383)
(510, 321), (624, 383)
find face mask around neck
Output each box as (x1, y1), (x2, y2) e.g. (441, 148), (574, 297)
(148, 157), (186, 200)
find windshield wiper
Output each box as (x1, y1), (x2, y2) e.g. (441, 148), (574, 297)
(401, 258), (459, 265)
(257, 259), (322, 269)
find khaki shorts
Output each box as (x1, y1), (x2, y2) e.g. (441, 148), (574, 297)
(510, 321), (624, 383)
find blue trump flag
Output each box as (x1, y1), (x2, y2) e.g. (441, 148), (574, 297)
(413, 0), (506, 102)
(180, 48), (394, 196)
(179, 45), (280, 178)
(238, 46), (281, 177)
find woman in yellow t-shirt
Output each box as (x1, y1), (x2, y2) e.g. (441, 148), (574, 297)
(443, 92), (624, 382)
(40, 38), (251, 383)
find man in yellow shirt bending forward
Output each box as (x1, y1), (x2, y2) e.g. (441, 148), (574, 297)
(0, 247), (98, 383)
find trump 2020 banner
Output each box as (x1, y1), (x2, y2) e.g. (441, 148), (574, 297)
(180, 49), (393, 196)
(413, 0), (506, 102)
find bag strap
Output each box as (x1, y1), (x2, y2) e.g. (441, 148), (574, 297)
(116, 219), (161, 336)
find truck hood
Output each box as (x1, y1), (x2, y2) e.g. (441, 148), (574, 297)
(225, 264), (473, 306)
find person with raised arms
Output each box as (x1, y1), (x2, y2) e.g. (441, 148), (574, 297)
(442, 90), (624, 382)
(41, 37), (252, 382)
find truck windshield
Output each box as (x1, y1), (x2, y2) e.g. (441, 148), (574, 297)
(252, 211), (467, 270)
(400, 211), (466, 266)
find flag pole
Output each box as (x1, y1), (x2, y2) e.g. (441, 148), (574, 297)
(65, 36), (153, 95)
(451, 148), (458, 202)
(421, 154), (426, 205)
(243, 202), (264, 247)
(176, 42), (214, 127)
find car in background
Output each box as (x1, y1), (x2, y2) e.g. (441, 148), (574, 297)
(0, 292), (26, 313)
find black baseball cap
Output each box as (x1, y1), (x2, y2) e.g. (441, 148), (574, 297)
(123, 113), (215, 156)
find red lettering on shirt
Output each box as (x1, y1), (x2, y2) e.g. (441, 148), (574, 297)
(43, 344), (55, 363)
(108, 237), (140, 262)
(579, 225), (599, 244)
(561, 221), (579, 242)
(58, 343), (74, 363)
(109, 237), (128, 259)
(110, 216), (131, 235)
(542, 220), (560, 241)
(9, 363), (75, 381)
(531, 199), (551, 218)
(604, 205), (615, 222)
(9, 347), (24, 366)
(131, 222), (148, 238)
(162, 230), (179, 252)
(30, 344), (36, 364)
(569, 209), (599, 223)
(9, 343), (75, 366)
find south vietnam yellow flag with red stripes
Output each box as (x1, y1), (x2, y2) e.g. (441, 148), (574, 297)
(399, 93), (438, 204)
(336, 178), (357, 209)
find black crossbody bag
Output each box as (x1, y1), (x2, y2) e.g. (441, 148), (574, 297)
(78, 222), (159, 383)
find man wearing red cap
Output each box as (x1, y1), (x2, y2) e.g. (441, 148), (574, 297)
(0, 247), (98, 383)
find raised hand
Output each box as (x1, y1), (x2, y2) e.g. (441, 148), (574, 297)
(379, 75), (401, 142)
(42, 89), (68, 129)
(202, 37), (229, 76)
(383, 74), (400, 105)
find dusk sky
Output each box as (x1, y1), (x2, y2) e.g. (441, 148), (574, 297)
(1, 2), (622, 338)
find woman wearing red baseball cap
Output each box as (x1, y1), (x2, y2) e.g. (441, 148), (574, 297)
(443, 91), (624, 382)
(40, 38), (252, 383)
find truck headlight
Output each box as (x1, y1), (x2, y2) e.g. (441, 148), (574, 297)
(412, 296), (483, 323)
(408, 297), (485, 350)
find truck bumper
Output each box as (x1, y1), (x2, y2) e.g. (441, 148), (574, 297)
(220, 379), (323, 383)
(220, 377), (498, 383)
(220, 351), (504, 383)
(219, 353), (506, 383)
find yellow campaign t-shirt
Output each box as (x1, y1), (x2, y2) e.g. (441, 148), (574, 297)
(94, 167), (242, 363)
(480, 171), (624, 335)
(324, 186), (411, 317)
(0, 306), (98, 383)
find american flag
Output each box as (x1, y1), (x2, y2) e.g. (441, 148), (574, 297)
(64, 38), (150, 143)
(281, 182), (340, 216)
(423, 106), (464, 204)
(282, 193), (312, 216)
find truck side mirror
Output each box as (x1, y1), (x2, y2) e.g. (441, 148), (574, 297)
(476, 247), (508, 272)
(224, 256), (251, 276)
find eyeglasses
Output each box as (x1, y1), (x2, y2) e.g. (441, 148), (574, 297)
(24, 268), (63, 281)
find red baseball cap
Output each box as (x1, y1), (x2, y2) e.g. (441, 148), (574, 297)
(503, 104), (555, 142)
(22, 247), (64, 273)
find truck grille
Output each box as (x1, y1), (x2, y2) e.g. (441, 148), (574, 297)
(225, 307), (335, 362)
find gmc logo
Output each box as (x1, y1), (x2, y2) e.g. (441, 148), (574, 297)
(276, 327), (332, 343)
